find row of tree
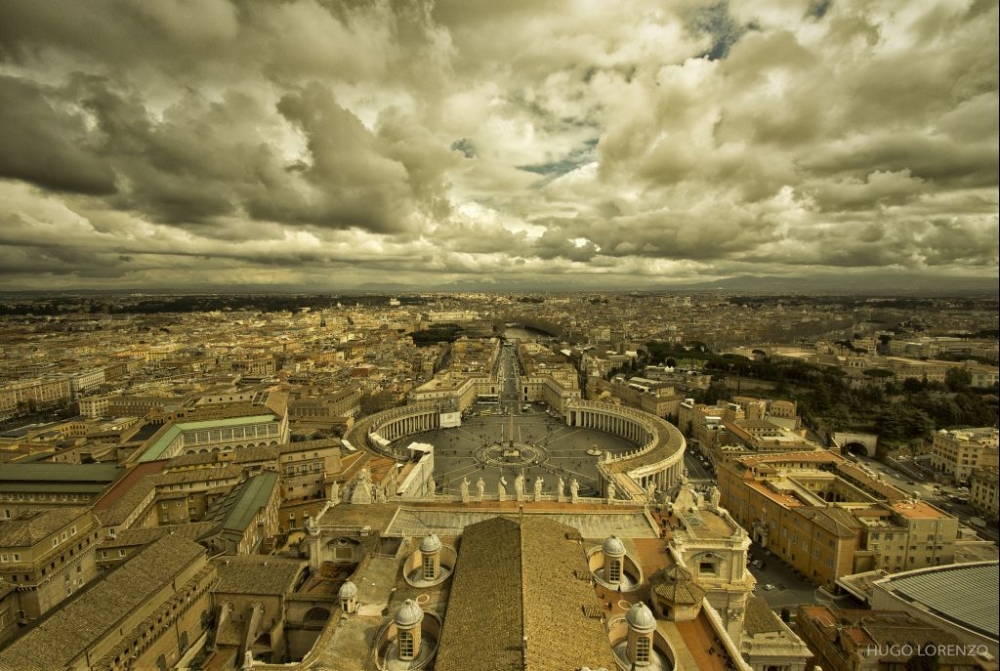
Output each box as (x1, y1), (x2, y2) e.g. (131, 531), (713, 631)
(644, 340), (998, 450)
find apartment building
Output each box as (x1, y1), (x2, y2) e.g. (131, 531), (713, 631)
(0, 507), (101, 622)
(287, 388), (361, 422)
(587, 376), (683, 418)
(68, 368), (106, 400)
(680, 398), (818, 458)
(797, 605), (986, 671)
(0, 534), (216, 671)
(0, 376), (72, 421)
(278, 438), (342, 503)
(79, 394), (110, 418)
(970, 468), (999, 521)
(855, 499), (959, 572)
(930, 427), (999, 484)
(200, 472), (281, 555)
(718, 452), (959, 589)
(0, 463), (124, 519)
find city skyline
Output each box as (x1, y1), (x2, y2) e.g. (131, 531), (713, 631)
(0, 0), (997, 292)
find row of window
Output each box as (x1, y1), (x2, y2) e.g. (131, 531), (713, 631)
(0, 492), (90, 501)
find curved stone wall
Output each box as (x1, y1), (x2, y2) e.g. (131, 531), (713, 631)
(347, 399), (684, 503)
(566, 400), (686, 498)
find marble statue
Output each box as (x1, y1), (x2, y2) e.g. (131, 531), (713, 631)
(557, 476), (566, 502)
(607, 482), (616, 502)
(646, 480), (657, 502)
(476, 477), (486, 501)
(709, 486), (721, 508)
(533, 475), (544, 500)
(514, 472), (525, 499)
(570, 478), (580, 503)
(460, 477), (471, 503)
(498, 477), (507, 502)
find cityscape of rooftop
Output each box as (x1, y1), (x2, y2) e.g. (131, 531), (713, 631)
(0, 288), (997, 669)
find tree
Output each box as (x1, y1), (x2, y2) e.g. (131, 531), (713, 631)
(944, 367), (972, 392)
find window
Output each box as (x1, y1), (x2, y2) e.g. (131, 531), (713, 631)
(398, 630), (414, 660)
(423, 556), (435, 580)
(636, 635), (651, 663)
(609, 559), (622, 583)
(119, 549), (127, 558)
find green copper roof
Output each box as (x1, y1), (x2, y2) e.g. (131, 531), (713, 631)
(137, 414), (277, 463)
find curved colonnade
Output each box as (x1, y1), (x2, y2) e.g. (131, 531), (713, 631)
(347, 400), (685, 503)
(565, 400), (686, 501)
(347, 403), (443, 459)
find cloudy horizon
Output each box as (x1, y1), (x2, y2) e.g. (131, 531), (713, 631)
(0, 0), (997, 292)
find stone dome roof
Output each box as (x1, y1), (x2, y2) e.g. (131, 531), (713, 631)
(602, 535), (626, 557)
(338, 580), (358, 599)
(650, 565), (706, 605)
(626, 602), (657, 633)
(395, 599), (425, 628)
(420, 533), (442, 553)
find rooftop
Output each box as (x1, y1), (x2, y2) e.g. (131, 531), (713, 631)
(435, 516), (618, 671)
(0, 535), (205, 671)
(0, 507), (91, 548)
(138, 413), (278, 462)
(0, 462), (123, 484)
(889, 498), (951, 519)
(202, 471), (279, 537)
(213, 554), (305, 595)
(876, 561), (999, 639)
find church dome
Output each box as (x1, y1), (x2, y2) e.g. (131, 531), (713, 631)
(420, 533), (442, 553)
(626, 602), (657, 633)
(602, 535), (626, 557)
(338, 580), (358, 599)
(395, 599), (425, 628)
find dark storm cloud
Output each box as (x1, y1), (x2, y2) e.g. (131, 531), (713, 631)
(0, 76), (116, 195)
(0, 0), (995, 289)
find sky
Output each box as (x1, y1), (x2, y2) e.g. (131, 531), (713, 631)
(0, 0), (997, 292)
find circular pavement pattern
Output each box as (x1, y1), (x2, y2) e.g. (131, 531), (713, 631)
(392, 406), (638, 499)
